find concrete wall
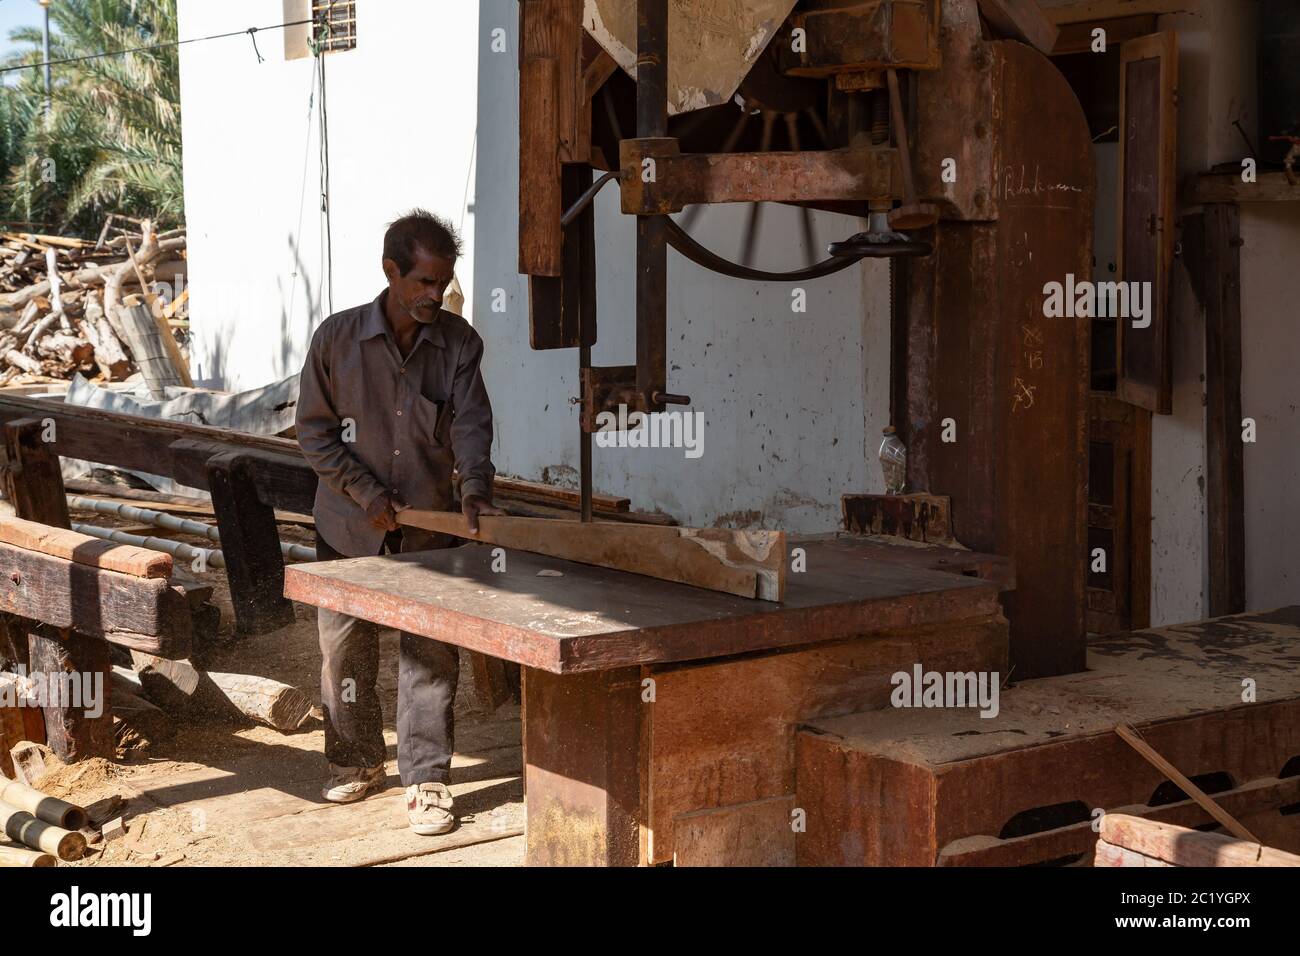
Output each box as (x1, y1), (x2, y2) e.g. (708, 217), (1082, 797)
(177, 0), (480, 391)
(472, 0), (889, 530)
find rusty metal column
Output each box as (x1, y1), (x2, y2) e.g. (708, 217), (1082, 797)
(635, 0), (668, 413)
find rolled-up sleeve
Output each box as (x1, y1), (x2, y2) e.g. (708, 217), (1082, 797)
(449, 327), (496, 502)
(296, 322), (386, 511)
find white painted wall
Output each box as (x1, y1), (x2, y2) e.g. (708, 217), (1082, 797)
(177, 0), (480, 391)
(472, 0), (889, 530)
(1240, 205), (1300, 611)
(1150, 0), (1300, 620)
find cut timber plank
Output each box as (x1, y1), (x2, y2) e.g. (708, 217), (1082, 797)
(977, 0), (1060, 53)
(1098, 814), (1300, 867)
(0, 541), (190, 643)
(0, 516), (172, 578)
(841, 493), (953, 543)
(399, 510), (786, 601)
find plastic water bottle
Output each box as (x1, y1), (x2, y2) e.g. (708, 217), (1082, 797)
(879, 426), (906, 495)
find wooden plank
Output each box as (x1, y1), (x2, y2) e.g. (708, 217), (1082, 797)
(283, 538), (1001, 673)
(1099, 814), (1300, 867)
(1115, 722), (1259, 842)
(0, 516), (171, 578)
(942, 776), (1300, 866)
(399, 510), (787, 601)
(977, 0), (1060, 53)
(673, 795), (796, 867)
(1045, 1), (1198, 25)
(1203, 204), (1246, 617)
(495, 475), (628, 512)
(1188, 171), (1300, 205)
(0, 541), (190, 641)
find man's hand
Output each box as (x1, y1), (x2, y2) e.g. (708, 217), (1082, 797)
(365, 493), (408, 532)
(462, 494), (504, 535)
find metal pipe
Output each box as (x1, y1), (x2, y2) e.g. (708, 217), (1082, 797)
(72, 521), (226, 571)
(68, 497), (317, 562)
(635, 0), (669, 413)
(561, 170), (619, 228)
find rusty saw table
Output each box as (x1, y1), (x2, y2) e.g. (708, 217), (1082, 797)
(284, 535), (1010, 865)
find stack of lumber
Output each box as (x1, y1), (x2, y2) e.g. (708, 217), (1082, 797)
(0, 222), (188, 389)
(0, 772), (89, 866)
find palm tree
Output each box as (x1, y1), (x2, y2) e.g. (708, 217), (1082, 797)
(1, 0), (182, 233)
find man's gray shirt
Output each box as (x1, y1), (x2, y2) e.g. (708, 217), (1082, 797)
(296, 291), (495, 557)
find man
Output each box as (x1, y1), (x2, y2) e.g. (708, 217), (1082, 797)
(296, 209), (501, 835)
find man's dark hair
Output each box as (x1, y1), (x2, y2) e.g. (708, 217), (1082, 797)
(383, 209), (463, 275)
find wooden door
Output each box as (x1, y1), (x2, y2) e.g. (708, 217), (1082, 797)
(1116, 30), (1178, 414)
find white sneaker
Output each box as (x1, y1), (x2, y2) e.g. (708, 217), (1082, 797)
(406, 782), (456, 835)
(321, 764), (386, 803)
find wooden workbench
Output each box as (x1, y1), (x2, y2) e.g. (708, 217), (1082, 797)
(285, 535), (1010, 865)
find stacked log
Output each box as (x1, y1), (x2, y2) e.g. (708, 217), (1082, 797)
(0, 222), (188, 387)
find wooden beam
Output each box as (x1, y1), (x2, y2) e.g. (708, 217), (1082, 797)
(0, 541), (190, 642)
(206, 452), (296, 636)
(1051, 14), (1157, 54)
(0, 516), (172, 578)
(977, 0), (1060, 54)
(1203, 204), (1246, 616)
(1, 418), (70, 529)
(399, 510), (786, 601)
(1188, 171), (1300, 205)
(1045, 0), (1189, 25)
(619, 141), (899, 215)
(1115, 723), (1259, 842)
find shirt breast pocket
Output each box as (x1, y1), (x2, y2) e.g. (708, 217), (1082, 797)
(411, 392), (450, 446)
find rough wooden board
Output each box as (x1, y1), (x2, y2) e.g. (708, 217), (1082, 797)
(1100, 813), (1300, 867)
(813, 532), (1015, 591)
(399, 510), (785, 601)
(285, 539), (1000, 673)
(673, 795), (796, 867)
(645, 613), (1008, 863)
(0, 515), (171, 578)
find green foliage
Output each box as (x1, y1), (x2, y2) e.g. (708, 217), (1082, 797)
(0, 0), (182, 233)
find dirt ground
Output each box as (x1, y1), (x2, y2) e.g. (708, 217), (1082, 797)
(40, 510), (526, 868)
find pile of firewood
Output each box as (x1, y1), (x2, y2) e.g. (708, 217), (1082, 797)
(0, 220), (188, 388)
